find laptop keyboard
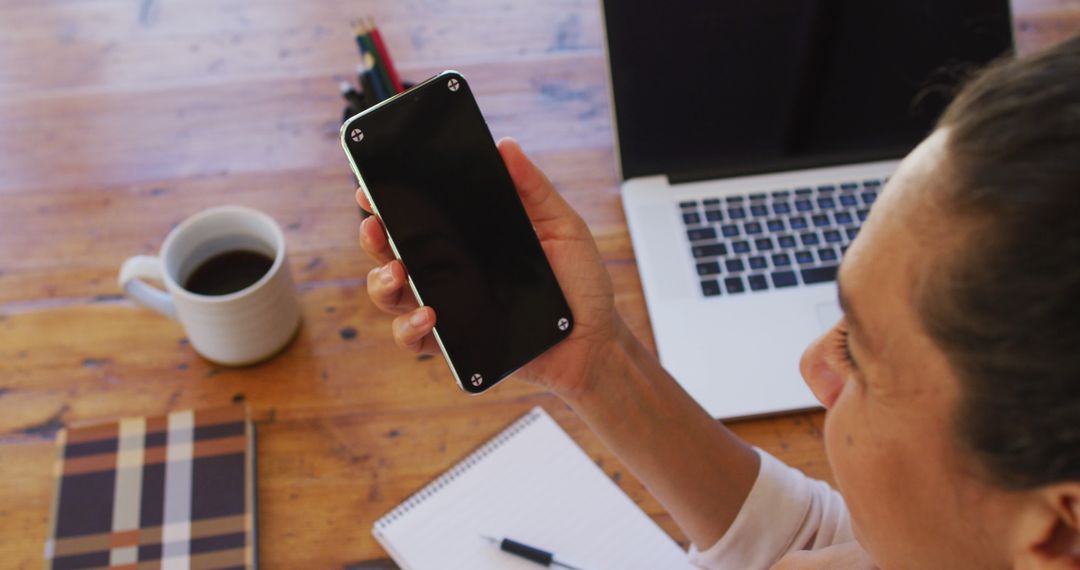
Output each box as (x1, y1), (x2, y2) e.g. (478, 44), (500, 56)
(680, 179), (883, 297)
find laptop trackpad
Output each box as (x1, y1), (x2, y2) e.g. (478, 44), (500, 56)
(815, 300), (843, 331)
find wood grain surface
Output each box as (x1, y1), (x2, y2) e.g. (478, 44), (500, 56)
(1, 1), (1076, 567)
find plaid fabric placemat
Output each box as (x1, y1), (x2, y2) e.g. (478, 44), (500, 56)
(44, 405), (257, 570)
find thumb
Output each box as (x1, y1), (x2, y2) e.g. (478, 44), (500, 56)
(497, 137), (580, 233)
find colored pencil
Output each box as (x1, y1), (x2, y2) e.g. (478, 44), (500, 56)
(352, 20), (394, 101)
(367, 18), (404, 93)
(361, 32), (394, 99)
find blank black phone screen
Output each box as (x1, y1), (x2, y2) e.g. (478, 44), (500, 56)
(342, 72), (573, 393)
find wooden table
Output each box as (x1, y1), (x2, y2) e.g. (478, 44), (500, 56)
(1, 1), (1075, 567)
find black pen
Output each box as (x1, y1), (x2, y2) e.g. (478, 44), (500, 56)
(480, 535), (586, 570)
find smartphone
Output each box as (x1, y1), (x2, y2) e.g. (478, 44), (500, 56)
(340, 71), (574, 394)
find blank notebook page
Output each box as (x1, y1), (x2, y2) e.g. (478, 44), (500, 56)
(372, 407), (691, 570)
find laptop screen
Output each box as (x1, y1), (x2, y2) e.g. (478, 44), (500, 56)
(603, 1), (1014, 182)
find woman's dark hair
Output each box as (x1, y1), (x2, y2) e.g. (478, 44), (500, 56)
(923, 34), (1080, 489)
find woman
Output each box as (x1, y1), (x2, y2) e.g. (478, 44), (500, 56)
(355, 35), (1080, 569)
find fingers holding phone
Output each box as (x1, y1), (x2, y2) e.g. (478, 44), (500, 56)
(355, 187), (375, 216)
(358, 214), (394, 265)
(359, 214), (419, 314)
(367, 259), (416, 313)
(393, 306), (438, 355)
(357, 206), (440, 355)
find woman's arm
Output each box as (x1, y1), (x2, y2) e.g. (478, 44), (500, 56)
(567, 313), (760, 549)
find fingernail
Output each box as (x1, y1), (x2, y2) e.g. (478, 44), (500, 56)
(359, 219), (371, 244)
(409, 310), (428, 328)
(380, 263), (394, 284)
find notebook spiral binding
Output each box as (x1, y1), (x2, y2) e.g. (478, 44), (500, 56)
(373, 407), (545, 531)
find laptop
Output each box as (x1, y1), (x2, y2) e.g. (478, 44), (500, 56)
(601, 0), (1014, 419)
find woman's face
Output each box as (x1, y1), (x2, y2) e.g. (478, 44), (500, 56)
(799, 130), (1020, 568)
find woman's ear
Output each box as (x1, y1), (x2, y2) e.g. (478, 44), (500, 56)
(1013, 484), (1080, 570)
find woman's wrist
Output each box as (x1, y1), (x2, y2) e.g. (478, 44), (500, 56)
(547, 311), (761, 551)
(553, 313), (630, 407)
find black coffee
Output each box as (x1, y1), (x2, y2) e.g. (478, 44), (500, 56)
(183, 250), (274, 296)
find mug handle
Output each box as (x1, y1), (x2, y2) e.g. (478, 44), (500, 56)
(118, 255), (178, 319)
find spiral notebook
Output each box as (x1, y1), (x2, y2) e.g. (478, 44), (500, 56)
(372, 407), (691, 569)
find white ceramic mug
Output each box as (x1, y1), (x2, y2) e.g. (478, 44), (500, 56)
(118, 205), (302, 366)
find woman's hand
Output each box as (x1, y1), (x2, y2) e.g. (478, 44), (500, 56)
(355, 137), (616, 398)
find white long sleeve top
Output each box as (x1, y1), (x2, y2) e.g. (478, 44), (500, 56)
(688, 448), (856, 569)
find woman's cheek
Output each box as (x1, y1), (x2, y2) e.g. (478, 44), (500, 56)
(822, 382), (869, 543)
